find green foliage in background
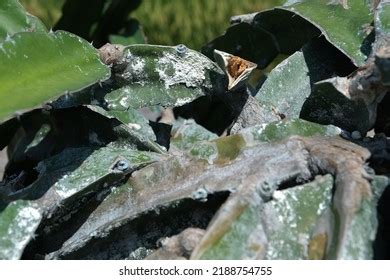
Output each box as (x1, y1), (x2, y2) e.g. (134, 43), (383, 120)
(133, 0), (283, 49)
(20, 0), (64, 27)
(21, 0), (283, 49)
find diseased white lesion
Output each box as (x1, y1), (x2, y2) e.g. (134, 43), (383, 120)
(173, 97), (194, 107)
(127, 123), (141, 130)
(1, 203), (41, 260)
(328, 0), (349, 9)
(155, 50), (210, 89)
(121, 51), (148, 85)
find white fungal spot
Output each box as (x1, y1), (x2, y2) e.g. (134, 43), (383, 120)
(156, 50), (210, 89)
(1, 204), (41, 259)
(174, 97), (193, 107)
(272, 190), (285, 201)
(127, 123), (141, 130)
(122, 51), (147, 84)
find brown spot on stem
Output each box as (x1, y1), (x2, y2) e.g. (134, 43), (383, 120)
(227, 56), (251, 79)
(308, 233), (328, 260)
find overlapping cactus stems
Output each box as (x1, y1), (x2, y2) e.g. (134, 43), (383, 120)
(0, 0), (389, 260)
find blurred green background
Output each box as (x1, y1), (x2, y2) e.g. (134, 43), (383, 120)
(20, 0), (283, 50)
